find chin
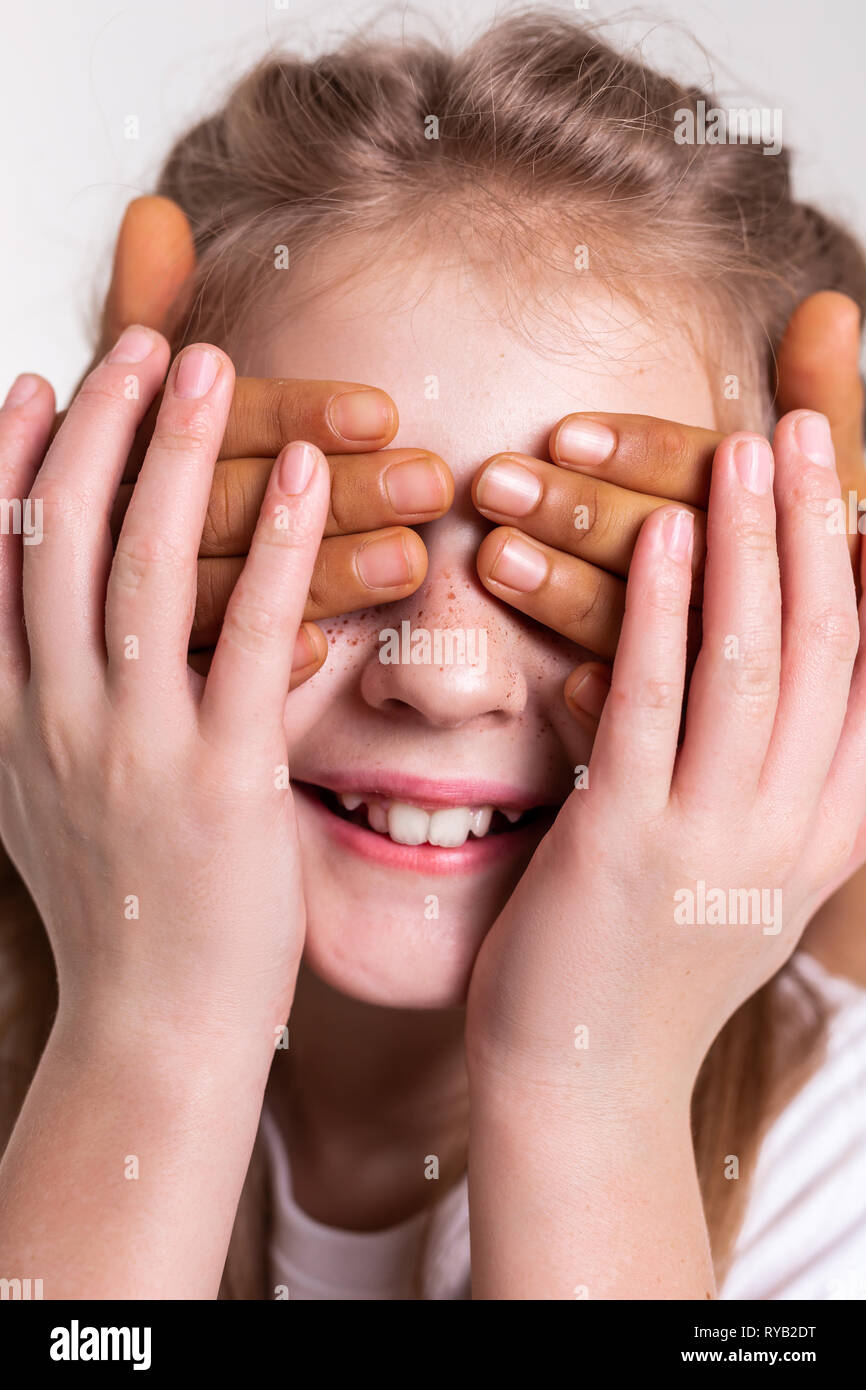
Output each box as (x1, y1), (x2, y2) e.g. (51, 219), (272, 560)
(294, 782), (551, 1009)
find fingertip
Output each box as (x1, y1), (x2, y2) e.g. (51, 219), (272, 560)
(1, 373), (54, 414)
(435, 456), (456, 513)
(810, 290), (862, 341)
(277, 439), (327, 496)
(382, 452), (453, 518)
(327, 387), (399, 447)
(773, 410), (835, 471)
(475, 526), (509, 586)
(290, 620), (327, 688)
(564, 663), (611, 723)
(549, 415), (617, 469)
(402, 525), (429, 584)
(354, 525), (427, 593)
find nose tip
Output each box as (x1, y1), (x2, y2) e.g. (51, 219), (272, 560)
(359, 577), (528, 727)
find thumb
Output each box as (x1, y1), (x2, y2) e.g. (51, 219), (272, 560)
(776, 290), (864, 497)
(54, 196), (196, 430)
(100, 195), (196, 353)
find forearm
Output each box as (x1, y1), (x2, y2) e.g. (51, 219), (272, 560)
(468, 1077), (714, 1300)
(0, 1012), (274, 1299)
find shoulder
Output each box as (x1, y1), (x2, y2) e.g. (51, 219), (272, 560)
(721, 952), (866, 1300)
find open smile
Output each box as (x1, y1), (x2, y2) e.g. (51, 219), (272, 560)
(293, 776), (559, 875)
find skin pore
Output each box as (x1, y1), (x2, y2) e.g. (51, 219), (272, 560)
(245, 242), (723, 1230)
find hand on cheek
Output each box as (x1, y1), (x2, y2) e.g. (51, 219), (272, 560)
(468, 410), (866, 1095)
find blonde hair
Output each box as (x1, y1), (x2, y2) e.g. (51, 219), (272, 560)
(2, 10), (864, 1298)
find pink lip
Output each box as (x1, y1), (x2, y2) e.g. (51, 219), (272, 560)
(294, 782), (555, 876)
(294, 770), (551, 813)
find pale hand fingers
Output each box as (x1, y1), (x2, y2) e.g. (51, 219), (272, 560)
(105, 344), (235, 704)
(199, 442), (331, 745)
(584, 507), (694, 811)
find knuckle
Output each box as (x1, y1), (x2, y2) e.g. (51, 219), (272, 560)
(221, 592), (282, 655)
(652, 421), (692, 470)
(76, 370), (129, 410)
(729, 517), (776, 556)
(569, 487), (605, 544)
(112, 532), (188, 593)
(201, 470), (234, 552)
(808, 605), (860, 663)
(274, 382), (309, 440)
(609, 677), (680, 732)
(305, 551), (331, 614)
(565, 571), (607, 635)
(262, 494), (319, 549)
(636, 675), (680, 712)
(638, 421), (693, 488)
(152, 407), (213, 457)
(726, 640), (779, 703)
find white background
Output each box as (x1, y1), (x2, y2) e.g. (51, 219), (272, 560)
(3, 0), (865, 400)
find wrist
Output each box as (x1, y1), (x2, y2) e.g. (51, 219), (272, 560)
(467, 1045), (695, 1130)
(51, 990), (283, 1094)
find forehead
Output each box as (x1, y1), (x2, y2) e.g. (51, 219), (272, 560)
(247, 246), (718, 472)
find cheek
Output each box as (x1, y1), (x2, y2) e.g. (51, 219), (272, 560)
(282, 606), (391, 749)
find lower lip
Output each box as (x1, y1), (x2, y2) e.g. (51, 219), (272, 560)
(295, 784), (551, 876)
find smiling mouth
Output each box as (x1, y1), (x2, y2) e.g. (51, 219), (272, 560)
(298, 784), (552, 848)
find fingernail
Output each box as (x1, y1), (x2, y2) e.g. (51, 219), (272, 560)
(357, 532), (412, 588)
(2, 374), (40, 409)
(384, 457), (447, 514)
(568, 669), (610, 719)
(291, 624), (318, 671)
(795, 412), (834, 467)
(554, 419), (617, 467)
(733, 437), (773, 494)
(330, 389), (393, 442)
(279, 440), (317, 495)
(476, 458), (542, 516)
(106, 325), (157, 364)
(174, 346), (220, 399)
(489, 534), (548, 592)
(661, 508), (694, 561)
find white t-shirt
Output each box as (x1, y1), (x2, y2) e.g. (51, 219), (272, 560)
(260, 952), (866, 1300)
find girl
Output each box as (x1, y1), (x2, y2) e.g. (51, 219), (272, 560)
(1, 12), (866, 1300)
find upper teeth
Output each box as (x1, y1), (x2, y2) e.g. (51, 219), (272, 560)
(336, 793), (522, 846)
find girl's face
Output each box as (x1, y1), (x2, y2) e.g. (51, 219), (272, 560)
(242, 247), (719, 1009)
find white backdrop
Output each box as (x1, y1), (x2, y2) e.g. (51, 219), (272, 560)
(3, 0), (865, 401)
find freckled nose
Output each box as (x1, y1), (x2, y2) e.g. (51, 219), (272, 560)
(359, 578), (527, 728)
